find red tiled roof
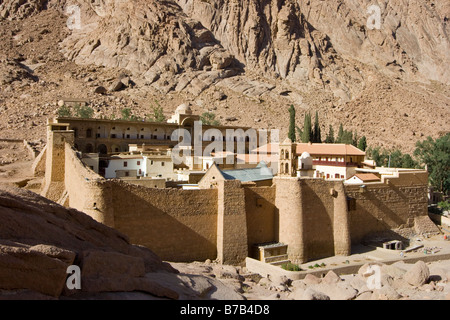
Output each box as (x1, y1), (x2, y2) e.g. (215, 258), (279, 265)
(353, 173), (380, 182)
(296, 143), (365, 156)
(252, 143), (365, 156)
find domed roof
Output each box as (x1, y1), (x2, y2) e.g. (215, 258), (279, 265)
(175, 103), (192, 115)
(300, 151), (311, 159)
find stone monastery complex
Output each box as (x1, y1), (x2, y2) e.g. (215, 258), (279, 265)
(32, 103), (433, 266)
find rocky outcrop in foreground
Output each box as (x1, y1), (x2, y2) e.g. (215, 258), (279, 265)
(0, 185), (244, 300)
(243, 260), (450, 300)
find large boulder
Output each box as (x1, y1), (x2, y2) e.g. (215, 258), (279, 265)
(404, 261), (430, 287)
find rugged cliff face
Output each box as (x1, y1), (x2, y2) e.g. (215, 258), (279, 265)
(176, 0), (449, 95)
(0, 0), (448, 152)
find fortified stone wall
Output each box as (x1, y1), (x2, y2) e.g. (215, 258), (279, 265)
(41, 131), (74, 202)
(301, 178), (350, 262)
(274, 177), (350, 264)
(345, 171), (429, 243)
(64, 143), (115, 226)
(216, 180), (248, 265)
(37, 132), (431, 265)
(244, 186), (277, 251)
(111, 180), (218, 262)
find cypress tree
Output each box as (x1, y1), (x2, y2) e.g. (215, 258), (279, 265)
(312, 111), (322, 143)
(352, 130), (358, 147)
(288, 105), (296, 142)
(325, 125), (335, 143)
(357, 136), (367, 151)
(301, 112), (312, 143)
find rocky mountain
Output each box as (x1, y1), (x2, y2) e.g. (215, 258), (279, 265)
(0, 0), (448, 153)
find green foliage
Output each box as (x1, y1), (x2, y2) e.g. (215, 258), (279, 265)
(288, 105), (296, 142)
(200, 112), (220, 126)
(281, 262), (302, 271)
(352, 130), (358, 147)
(325, 125), (335, 143)
(414, 133), (450, 194)
(74, 104), (94, 119)
(120, 108), (141, 121)
(334, 123), (354, 145)
(366, 146), (419, 169)
(296, 125), (303, 141)
(312, 111), (322, 143)
(340, 130), (353, 145)
(57, 105), (72, 117)
(307, 262), (326, 269)
(438, 201), (450, 212)
(121, 108), (132, 120)
(146, 101), (166, 122)
(301, 112), (312, 143)
(357, 136), (367, 151)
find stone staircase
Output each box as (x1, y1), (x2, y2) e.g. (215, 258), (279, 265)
(253, 242), (290, 266)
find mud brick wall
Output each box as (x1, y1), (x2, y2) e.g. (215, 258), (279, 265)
(111, 180), (218, 262)
(274, 177), (351, 264)
(244, 186), (277, 252)
(216, 180), (248, 265)
(345, 173), (429, 243)
(64, 143), (115, 226)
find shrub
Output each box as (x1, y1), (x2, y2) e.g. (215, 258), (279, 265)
(57, 105), (72, 117)
(74, 104), (94, 119)
(281, 262), (302, 271)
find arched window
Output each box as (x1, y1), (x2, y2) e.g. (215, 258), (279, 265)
(285, 163), (289, 174)
(285, 151), (289, 159)
(86, 128), (92, 138)
(97, 144), (108, 155)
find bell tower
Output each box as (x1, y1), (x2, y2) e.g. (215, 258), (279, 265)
(278, 137), (298, 177)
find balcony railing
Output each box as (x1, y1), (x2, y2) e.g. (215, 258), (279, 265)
(313, 160), (359, 167)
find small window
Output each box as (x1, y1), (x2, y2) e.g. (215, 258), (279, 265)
(125, 172), (129, 177)
(137, 161), (140, 165)
(161, 162), (165, 166)
(124, 161), (128, 167)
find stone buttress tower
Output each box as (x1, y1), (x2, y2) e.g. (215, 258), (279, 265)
(41, 120), (74, 202)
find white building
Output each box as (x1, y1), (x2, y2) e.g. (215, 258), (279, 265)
(104, 155), (146, 179)
(104, 153), (175, 180)
(345, 173), (381, 185)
